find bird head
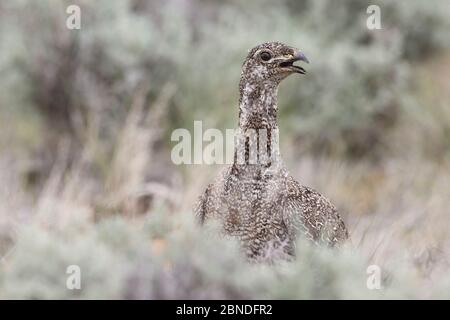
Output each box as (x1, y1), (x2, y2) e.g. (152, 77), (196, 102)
(241, 42), (309, 85)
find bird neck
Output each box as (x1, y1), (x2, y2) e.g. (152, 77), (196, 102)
(238, 81), (279, 130)
(234, 80), (281, 167)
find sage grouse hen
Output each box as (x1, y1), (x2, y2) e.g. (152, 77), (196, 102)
(195, 42), (348, 260)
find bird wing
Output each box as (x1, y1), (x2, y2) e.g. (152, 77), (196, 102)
(281, 178), (349, 247)
(193, 183), (213, 225)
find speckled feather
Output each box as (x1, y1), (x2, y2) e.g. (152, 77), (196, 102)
(195, 42), (349, 260)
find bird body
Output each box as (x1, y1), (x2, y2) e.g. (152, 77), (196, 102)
(195, 42), (348, 260)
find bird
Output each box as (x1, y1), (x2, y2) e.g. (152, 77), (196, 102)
(195, 42), (349, 261)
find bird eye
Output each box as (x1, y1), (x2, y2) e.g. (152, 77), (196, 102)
(260, 51), (272, 61)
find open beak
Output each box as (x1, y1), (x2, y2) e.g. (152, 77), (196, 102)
(279, 50), (309, 74)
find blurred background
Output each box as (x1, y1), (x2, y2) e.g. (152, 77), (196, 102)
(0, 0), (449, 299)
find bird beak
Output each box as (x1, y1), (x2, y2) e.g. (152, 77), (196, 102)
(279, 50), (309, 74)
(293, 51), (310, 64)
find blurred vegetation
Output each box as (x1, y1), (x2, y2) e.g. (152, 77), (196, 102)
(2, 213), (450, 299)
(0, 0), (449, 299)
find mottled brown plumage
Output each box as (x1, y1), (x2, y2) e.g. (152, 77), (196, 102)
(195, 42), (348, 260)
